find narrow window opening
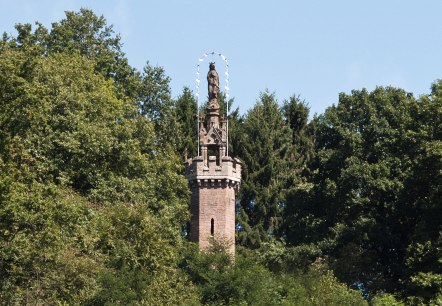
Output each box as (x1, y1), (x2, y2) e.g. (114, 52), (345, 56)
(211, 218), (214, 236)
(186, 222), (191, 239)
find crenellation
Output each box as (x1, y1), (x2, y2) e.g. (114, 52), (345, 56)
(185, 155), (242, 182)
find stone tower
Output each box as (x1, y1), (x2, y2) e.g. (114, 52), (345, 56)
(184, 62), (241, 255)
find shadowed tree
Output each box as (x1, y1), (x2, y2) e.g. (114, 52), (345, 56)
(175, 87), (198, 158)
(236, 91), (297, 247)
(285, 85), (441, 302)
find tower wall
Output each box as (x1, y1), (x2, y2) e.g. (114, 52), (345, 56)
(185, 156), (241, 255)
(189, 184), (236, 254)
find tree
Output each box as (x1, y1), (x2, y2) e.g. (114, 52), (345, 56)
(3, 8), (440, 304)
(139, 63), (181, 147)
(236, 91), (297, 247)
(285, 85), (441, 302)
(47, 8), (139, 99)
(0, 43), (191, 305)
(180, 243), (367, 305)
(309, 87), (417, 294)
(1, 8), (140, 100)
(280, 95), (317, 245)
(175, 87), (198, 158)
(282, 95), (315, 170)
(400, 80), (442, 304)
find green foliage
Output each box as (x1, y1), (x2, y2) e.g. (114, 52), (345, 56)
(180, 243), (367, 305)
(0, 11), (190, 304)
(86, 205), (198, 305)
(371, 293), (404, 306)
(175, 87), (198, 157)
(236, 91), (298, 247)
(282, 94), (315, 167)
(284, 85), (442, 302)
(2, 8), (139, 100)
(255, 240), (322, 274)
(400, 81), (442, 304)
(139, 63), (180, 146)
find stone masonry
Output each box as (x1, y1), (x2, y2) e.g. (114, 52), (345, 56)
(184, 62), (241, 256)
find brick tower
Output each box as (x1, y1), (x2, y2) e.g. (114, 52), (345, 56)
(185, 62), (241, 255)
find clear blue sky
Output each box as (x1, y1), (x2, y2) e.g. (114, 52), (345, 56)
(1, 0), (442, 116)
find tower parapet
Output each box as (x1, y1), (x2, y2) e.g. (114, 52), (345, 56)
(184, 156), (241, 190)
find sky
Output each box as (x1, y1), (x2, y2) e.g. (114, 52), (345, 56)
(1, 0), (442, 116)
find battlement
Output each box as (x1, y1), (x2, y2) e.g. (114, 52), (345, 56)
(184, 155), (242, 184)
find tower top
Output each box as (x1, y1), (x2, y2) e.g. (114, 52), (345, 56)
(186, 61), (240, 181)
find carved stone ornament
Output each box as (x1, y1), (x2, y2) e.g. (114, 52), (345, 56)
(207, 62), (220, 101)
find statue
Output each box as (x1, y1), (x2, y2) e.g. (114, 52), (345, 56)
(207, 62), (219, 101)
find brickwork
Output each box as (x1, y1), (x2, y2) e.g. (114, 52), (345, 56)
(185, 63), (241, 257)
(189, 184), (236, 255)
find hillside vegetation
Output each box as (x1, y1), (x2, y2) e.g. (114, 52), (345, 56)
(0, 9), (440, 305)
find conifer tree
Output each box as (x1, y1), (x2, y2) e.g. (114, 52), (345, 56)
(175, 87), (198, 158)
(236, 91), (296, 247)
(282, 95), (315, 169)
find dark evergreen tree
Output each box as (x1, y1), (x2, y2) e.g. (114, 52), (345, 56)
(282, 95), (315, 168)
(236, 91), (297, 247)
(281, 95), (317, 246)
(175, 87), (198, 158)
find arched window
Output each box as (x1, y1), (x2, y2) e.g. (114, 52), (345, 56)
(211, 218), (214, 236)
